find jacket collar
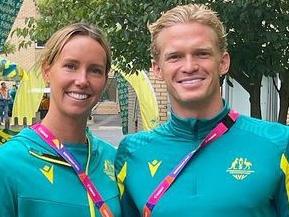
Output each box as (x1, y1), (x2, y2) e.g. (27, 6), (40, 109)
(167, 100), (230, 140)
(14, 127), (100, 166)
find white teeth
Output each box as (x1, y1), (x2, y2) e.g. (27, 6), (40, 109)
(67, 92), (88, 100)
(181, 78), (202, 84)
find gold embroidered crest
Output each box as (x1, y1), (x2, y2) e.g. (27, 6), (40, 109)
(104, 160), (115, 181)
(226, 157), (254, 180)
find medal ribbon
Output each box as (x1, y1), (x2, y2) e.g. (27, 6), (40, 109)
(143, 110), (239, 217)
(32, 123), (114, 217)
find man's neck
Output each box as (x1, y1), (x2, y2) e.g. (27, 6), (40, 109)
(171, 98), (224, 119)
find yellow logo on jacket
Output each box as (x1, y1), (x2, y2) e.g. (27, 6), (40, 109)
(226, 157), (254, 180)
(40, 165), (54, 184)
(117, 162), (127, 198)
(148, 160), (162, 177)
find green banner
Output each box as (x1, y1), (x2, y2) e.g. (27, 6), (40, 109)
(115, 72), (129, 135)
(0, 0), (24, 52)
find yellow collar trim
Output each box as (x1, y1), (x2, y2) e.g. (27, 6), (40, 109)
(29, 150), (71, 167)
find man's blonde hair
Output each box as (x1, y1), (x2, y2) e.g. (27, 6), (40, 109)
(39, 23), (111, 75)
(148, 4), (227, 61)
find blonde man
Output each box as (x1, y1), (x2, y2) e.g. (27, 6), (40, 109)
(115, 4), (289, 217)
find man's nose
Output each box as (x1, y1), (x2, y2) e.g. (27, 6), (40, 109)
(182, 56), (199, 73)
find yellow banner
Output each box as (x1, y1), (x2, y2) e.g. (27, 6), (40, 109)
(120, 71), (159, 130)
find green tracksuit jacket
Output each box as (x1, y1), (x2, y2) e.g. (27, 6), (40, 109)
(0, 127), (121, 217)
(115, 102), (289, 217)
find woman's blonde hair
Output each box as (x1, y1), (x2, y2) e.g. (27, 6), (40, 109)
(148, 4), (227, 61)
(39, 23), (111, 75)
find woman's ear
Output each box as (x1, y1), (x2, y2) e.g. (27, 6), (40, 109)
(42, 63), (50, 84)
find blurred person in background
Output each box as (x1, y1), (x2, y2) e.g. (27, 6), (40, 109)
(0, 81), (10, 124)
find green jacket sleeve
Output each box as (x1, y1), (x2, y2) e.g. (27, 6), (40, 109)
(118, 187), (140, 217)
(115, 139), (140, 217)
(278, 144), (289, 217)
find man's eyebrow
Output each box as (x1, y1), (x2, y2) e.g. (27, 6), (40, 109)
(164, 51), (181, 58)
(195, 47), (213, 52)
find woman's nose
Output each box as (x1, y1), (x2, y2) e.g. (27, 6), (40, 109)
(74, 70), (89, 87)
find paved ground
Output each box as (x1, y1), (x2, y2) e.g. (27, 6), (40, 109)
(88, 114), (124, 147)
(2, 114), (124, 147)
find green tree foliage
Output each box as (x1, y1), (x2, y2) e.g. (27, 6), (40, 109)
(0, 42), (16, 56)
(13, 0), (289, 123)
(213, 0), (289, 123)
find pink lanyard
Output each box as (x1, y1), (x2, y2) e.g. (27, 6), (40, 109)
(31, 123), (114, 217)
(143, 110), (239, 217)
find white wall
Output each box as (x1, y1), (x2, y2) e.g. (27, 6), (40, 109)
(222, 76), (279, 121)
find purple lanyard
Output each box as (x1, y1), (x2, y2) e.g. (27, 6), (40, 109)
(143, 110), (239, 217)
(31, 123), (114, 217)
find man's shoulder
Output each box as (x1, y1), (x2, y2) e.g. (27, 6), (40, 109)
(238, 115), (289, 129)
(124, 129), (154, 141)
(115, 128), (162, 164)
(119, 130), (153, 150)
(237, 115), (289, 145)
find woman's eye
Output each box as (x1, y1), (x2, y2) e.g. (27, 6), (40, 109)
(64, 63), (76, 70)
(91, 68), (104, 75)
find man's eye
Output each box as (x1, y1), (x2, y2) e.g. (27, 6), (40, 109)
(197, 52), (210, 58)
(167, 55), (181, 61)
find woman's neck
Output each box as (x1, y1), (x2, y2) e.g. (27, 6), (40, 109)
(41, 111), (88, 144)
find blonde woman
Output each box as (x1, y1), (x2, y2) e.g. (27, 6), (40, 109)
(0, 23), (121, 217)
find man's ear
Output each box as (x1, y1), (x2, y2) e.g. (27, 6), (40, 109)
(219, 52), (230, 76)
(152, 60), (163, 80)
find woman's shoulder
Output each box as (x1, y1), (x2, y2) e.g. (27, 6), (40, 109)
(0, 127), (44, 162)
(0, 132), (32, 175)
(0, 131), (28, 154)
